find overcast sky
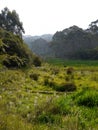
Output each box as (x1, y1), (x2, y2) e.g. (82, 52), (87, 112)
(0, 0), (98, 35)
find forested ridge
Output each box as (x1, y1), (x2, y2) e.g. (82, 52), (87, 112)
(24, 21), (98, 60)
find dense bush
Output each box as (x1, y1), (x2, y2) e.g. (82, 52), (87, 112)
(44, 78), (55, 87)
(3, 55), (24, 68)
(0, 39), (7, 54)
(74, 48), (98, 60)
(33, 56), (41, 67)
(73, 89), (98, 107)
(66, 67), (74, 75)
(0, 28), (34, 68)
(37, 113), (61, 124)
(32, 96), (71, 124)
(29, 73), (39, 81)
(54, 82), (76, 92)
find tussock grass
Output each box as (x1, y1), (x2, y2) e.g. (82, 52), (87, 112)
(0, 61), (98, 129)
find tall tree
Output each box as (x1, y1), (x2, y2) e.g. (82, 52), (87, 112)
(0, 7), (25, 37)
(88, 19), (98, 34)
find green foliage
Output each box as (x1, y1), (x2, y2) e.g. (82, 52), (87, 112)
(33, 56), (41, 67)
(47, 58), (98, 67)
(54, 82), (76, 92)
(73, 88), (98, 107)
(44, 78), (55, 87)
(50, 25), (98, 60)
(37, 113), (61, 124)
(0, 39), (7, 54)
(74, 48), (98, 60)
(3, 55), (24, 68)
(66, 67), (74, 75)
(54, 96), (72, 115)
(0, 60), (98, 129)
(51, 67), (59, 75)
(0, 28), (34, 68)
(29, 73), (39, 81)
(0, 7), (25, 37)
(31, 96), (72, 124)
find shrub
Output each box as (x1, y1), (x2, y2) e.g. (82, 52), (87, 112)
(65, 75), (74, 81)
(51, 68), (59, 75)
(66, 67), (74, 75)
(44, 78), (55, 87)
(38, 113), (61, 124)
(3, 55), (24, 68)
(44, 78), (49, 86)
(33, 56), (41, 67)
(29, 73), (39, 81)
(74, 89), (98, 107)
(32, 96), (71, 124)
(0, 28), (34, 68)
(54, 96), (72, 115)
(0, 39), (7, 54)
(54, 82), (76, 92)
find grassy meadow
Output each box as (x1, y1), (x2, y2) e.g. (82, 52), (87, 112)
(47, 58), (98, 67)
(0, 60), (98, 130)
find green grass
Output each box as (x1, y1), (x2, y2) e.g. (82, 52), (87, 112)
(46, 58), (98, 67)
(0, 61), (98, 129)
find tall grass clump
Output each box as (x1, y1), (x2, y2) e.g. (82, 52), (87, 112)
(53, 82), (77, 92)
(73, 88), (98, 107)
(30, 95), (72, 124)
(66, 67), (74, 75)
(44, 77), (55, 87)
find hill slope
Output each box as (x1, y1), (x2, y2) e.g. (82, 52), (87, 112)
(23, 26), (98, 60)
(23, 34), (53, 48)
(51, 26), (98, 59)
(0, 28), (34, 68)
(31, 38), (54, 58)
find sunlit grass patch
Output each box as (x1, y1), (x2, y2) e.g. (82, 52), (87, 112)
(0, 60), (98, 129)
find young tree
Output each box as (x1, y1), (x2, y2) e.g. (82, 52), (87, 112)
(88, 19), (98, 34)
(0, 7), (25, 37)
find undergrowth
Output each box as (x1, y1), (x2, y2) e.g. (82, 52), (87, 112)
(0, 62), (98, 129)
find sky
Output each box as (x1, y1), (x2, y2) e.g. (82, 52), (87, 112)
(0, 0), (98, 35)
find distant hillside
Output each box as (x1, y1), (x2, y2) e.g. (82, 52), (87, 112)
(23, 25), (98, 60)
(23, 34), (53, 48)
(51, 25), (98, 59)
(23, 34), (54, 58)
(30, 38), (50, 57)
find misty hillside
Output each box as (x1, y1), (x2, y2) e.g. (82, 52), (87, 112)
(23, 34), (53, 47)
(24, 23), (98, 60)
(30, 38), (52, 57)
(51, 25), (98, 59)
